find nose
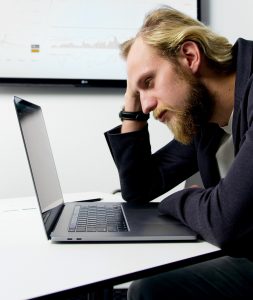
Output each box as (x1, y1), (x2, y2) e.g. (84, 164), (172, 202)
(140, 91), (158, 114)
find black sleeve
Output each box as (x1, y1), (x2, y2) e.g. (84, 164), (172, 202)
(159, 123), (253, 252)
(104, 125), (198, 203)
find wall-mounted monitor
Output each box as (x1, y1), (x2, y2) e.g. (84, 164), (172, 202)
(0, 0), (200, 87)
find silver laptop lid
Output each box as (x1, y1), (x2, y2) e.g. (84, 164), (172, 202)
(14, 96), (64, 237)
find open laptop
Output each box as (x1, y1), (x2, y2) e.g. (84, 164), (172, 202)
(14, 96), (197, 242)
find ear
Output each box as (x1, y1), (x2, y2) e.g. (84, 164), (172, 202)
(178, 41), (201, 74)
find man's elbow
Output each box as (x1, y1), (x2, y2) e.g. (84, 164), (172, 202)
(120, 187), (153, 204)
(207, 226), (251, 250)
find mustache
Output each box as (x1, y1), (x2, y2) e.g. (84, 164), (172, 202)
(153, 106), (184, 120)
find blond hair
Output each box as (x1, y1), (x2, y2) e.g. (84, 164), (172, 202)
(121, 7), (234, 73)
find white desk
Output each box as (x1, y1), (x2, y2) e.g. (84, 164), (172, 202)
(0, 193), (222, 300)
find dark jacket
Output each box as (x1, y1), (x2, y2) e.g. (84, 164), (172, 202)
(105, 38), (253, 256)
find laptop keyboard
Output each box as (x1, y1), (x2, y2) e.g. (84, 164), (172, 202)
(68, 204), (129, 233)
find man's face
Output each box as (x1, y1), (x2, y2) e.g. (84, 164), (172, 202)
(126, 37), (213, 144)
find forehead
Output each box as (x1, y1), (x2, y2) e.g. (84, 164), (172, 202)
(126, 37), (173, 83)
(127, 37), (158, 60)
(127, 37), (159, 72)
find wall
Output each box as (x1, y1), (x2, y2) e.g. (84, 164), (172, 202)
(201, 0), (253, 44)
(0, 0), (253, 199)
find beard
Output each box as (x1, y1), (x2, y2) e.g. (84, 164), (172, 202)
(154, 73), (214, 145)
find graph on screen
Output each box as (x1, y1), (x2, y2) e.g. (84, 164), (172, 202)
(0, 0), (199, 86)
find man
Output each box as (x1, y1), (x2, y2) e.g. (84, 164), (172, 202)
(105, 7), (253, 299)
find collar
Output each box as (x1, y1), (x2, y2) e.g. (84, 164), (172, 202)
(220, 111), (233, 135)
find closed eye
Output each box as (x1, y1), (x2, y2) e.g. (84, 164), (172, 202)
(137, 72), (155, 90)
(144, 77), (153, 89)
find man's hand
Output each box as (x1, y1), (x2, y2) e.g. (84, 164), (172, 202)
(121, 83), (147, 133)
(189, 185), (201, 188)
(124, 83), (142, 112)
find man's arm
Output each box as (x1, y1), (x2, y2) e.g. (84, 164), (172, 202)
(159, 124), (253, 251)
(105, 125), (198, 203)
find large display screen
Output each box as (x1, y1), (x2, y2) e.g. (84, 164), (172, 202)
(0, 0), (199, 87)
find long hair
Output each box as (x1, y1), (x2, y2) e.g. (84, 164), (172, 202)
(121, 7), (234, 73)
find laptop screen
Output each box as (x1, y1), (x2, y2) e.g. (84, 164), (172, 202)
(14, 97), (64, 235)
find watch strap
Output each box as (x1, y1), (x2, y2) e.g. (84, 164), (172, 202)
(119, 109), (150, 121)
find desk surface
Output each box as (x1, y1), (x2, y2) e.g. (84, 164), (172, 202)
(0, 193), (221, 300)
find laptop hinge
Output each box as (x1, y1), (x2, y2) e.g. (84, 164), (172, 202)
(44, 203), (65, 239)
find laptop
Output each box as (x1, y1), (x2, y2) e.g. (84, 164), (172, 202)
(14, 96), (197, 242)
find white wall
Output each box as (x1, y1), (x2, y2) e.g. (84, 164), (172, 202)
(201, 0), (253, 44)
(1, 0), (253, 199)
